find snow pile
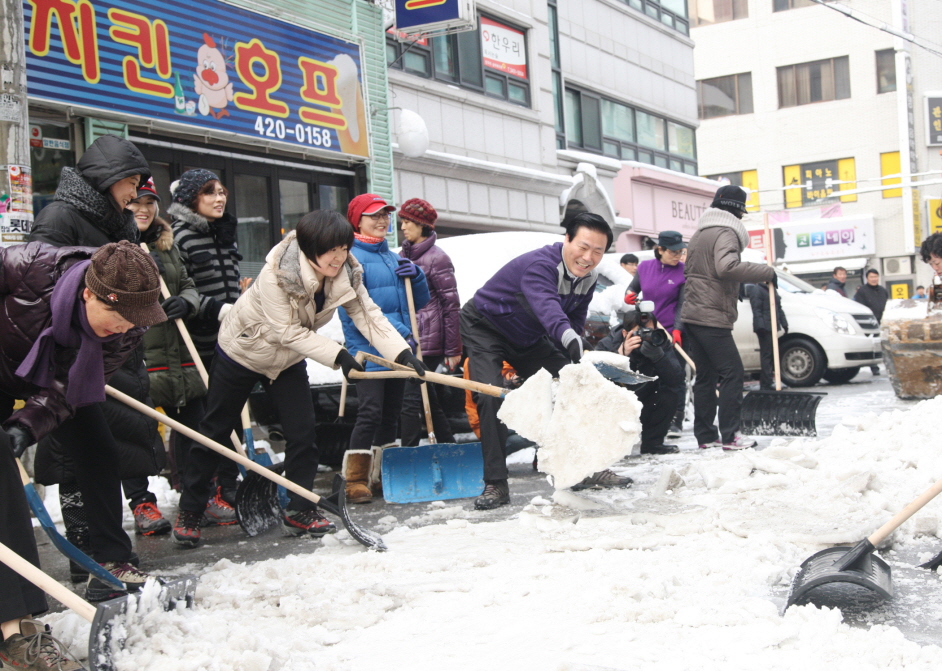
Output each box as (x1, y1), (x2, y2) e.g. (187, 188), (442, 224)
(883, 298), (929, 322)
(588, 282), (629, 320)
(498, 363), (642, 489)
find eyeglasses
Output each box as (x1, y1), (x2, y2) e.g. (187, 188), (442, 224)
(363, 212), (390, 222)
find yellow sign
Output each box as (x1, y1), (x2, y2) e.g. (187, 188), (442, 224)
(891, 283), (910, 299)
(929, 198), (942, 235)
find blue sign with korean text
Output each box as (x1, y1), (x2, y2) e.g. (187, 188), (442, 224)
(394, 0), (464, 31)
(24, 0), (370, 157)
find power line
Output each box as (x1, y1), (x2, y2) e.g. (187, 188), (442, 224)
(810, 0), (942, 58)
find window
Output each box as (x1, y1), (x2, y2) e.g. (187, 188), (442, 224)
(386, 16), (530, 107)
(706, 170), (760, 211)
(773, 0), (814, 11)
(876, 49), (896, 94)
(697, 73), (753, 118)
(614, 0), (688, 35)
(690, 0), (748, 26)
(566, 87), (697, 174)
(782, 158), (857, 208)
(880, 151), (902, 198)
(777, 57), (850, 108)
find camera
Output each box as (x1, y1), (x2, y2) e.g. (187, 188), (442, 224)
(632, 300), (668, 347)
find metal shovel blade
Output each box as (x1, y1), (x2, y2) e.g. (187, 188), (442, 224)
(740, 390), (824, 437)
(592, 362), (657, 387)
(381, 443), (484, 504)
(320, 475), (387, 551)
(786, 541), (893, 609)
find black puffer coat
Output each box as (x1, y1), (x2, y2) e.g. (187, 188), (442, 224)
(28, 135), (150, 248)
(0, 243), (145, 442)
(746, 283), (788, 334)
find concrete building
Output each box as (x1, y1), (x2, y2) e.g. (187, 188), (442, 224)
(386, 0), (713, 250)
(692, 0), (942, 295)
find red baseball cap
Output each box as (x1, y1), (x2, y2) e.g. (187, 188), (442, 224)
(347, 193), (395, 231)
(136, 177), (160, 201)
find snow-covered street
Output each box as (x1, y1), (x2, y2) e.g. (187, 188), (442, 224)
(35, 371), (942, 670)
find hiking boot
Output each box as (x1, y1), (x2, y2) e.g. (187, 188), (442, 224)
(666, 424), (683, 439)
(203, 486), (238, 526)
(173, 509), (203, 548)
(640, 444), (679, 455)
(722, 434), (757, 451)
(220, 486), (238, 508)
(283, 509), (337, 537)
(474, 481), (510, 510)
(85, 561), (153, 602)
(698, 441), (722, 449)
(571, 469), (634, 491)
(0, 619), (87, 670)
(133, 501), (172, 536)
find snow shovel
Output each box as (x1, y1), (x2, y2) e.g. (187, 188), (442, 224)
(378, 278), (485, 504)
(105, 385), (386, 551)
(740, 213), (823, 437)
(785, 472), (942, 608)
(0, 539), (195, 671)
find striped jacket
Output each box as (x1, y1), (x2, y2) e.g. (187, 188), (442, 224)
(169, 202), (242, 359)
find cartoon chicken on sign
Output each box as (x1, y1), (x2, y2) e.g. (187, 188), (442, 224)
(194, 33), (234, 119)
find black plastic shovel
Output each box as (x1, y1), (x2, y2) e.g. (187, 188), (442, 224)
(787, 472), (942, 608)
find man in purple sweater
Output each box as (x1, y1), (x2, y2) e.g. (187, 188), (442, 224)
(460, 213), (616, 509)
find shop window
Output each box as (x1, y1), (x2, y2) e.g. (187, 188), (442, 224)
(616, 0), (689, 35)
(697, 73), (753, 119)
(319, 185), (350, 214)
(706, 170), (760, 211)
(279, 179), (310, 236)
(782, 158), (856, 208)
(386, 15), (530, 107)
(565, 86), (697, 173)
(876, 49), (896, 94)
(773, 0), (814, 10)
(234, 173), (272, 277)
(690, 0), (748, 26)
(30, 122), (75, 215)
(777, 57), (850, 108)
(880, 151), (902, 198)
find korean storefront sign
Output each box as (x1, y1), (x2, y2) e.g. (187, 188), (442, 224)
(747, 215), (875, 263)
(928, 199), (942, 235)
(782, 159), (857, 208)
(480, 17), (526, 78)
(394, 0), (475, 34)
(926, 95), (942, 146)
(24, 0), (370, 158)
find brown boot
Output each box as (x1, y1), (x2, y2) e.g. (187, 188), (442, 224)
(343, 450), (373, 503)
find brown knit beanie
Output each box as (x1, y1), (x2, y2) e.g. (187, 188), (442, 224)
(85, 241), (166, 327)
(398, 198), (437, 229)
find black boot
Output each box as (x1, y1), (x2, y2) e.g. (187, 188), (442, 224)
(61, 484), (90, 584)
(474, 480), (510, 510)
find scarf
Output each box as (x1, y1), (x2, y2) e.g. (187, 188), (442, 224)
(16, 261), (123, 408)
(697, 207), (750, 251)
(354, 232), (385, 245)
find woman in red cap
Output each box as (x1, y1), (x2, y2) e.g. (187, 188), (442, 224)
(397, 198), (462, 447)
(339, 194), (430, 503)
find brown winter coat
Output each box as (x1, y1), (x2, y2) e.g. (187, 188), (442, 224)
(218, 232), (409, 380)
(681, 208), (775, 330)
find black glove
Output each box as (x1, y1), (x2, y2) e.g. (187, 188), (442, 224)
(161, 295), (189, 320)
(395, 349), (427, 383)
(769, 272), (778, 289)
(149, 251), (166, 276)
(566, 338), (583, 364)
(6, 424), (33, 459)
(335, 349), (364, 382)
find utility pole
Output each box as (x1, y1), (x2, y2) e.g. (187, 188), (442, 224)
(893, 0), (919, 254)
(0, 0), (32, 246)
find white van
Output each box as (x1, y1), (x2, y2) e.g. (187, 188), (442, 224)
(592, 250), (881, 386)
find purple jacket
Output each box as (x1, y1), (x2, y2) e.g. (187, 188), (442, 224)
(629, 258), (686, 330)
(400, 232), (462, 357)
(473, 242), (597, 347)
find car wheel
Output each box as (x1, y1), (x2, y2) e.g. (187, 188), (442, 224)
(822, 366), (860, 385)
(779, 337), (826, 387)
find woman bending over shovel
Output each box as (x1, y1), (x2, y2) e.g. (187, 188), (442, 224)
(0, 241), (167, 669)
(172, 210), (423, 547)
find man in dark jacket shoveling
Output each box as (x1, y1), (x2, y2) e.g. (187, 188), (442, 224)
(681, 185), (775, 451)
(460, 213), (628, 510)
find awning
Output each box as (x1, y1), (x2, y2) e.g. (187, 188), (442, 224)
(782, 257), (871, 275)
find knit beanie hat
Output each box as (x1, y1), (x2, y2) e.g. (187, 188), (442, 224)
(711, 185), (748, 215)
(398, 198), (437, 229)
(137, 177), (160, 201)
(85, 240), (166, 326)
(170, 169), (219, 208)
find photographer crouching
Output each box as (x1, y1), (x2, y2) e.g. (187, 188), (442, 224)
(597, 301), (684, 455)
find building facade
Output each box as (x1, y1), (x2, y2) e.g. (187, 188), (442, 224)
(386, 0), (708, 249)
(692, 0), (942, 295)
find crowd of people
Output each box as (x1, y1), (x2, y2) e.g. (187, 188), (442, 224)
(1, 134), (937, 669)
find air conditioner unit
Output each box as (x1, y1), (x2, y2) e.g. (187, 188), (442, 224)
(883, 256), (913, 277)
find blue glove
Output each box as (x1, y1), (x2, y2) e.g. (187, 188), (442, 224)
(395, 258), (419, 278)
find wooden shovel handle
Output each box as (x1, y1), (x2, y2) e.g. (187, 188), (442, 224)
(762, 213), (783, 392)
(354, 352), (507, 398)
(0, 540), (97, 623)
(868, 476), (942, 546)
(106, 385), (325, 507)
(404, 277), (436, 442)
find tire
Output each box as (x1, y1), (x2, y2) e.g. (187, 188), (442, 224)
(822, 366), (860, 385)
(779, 337), (826, 387)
